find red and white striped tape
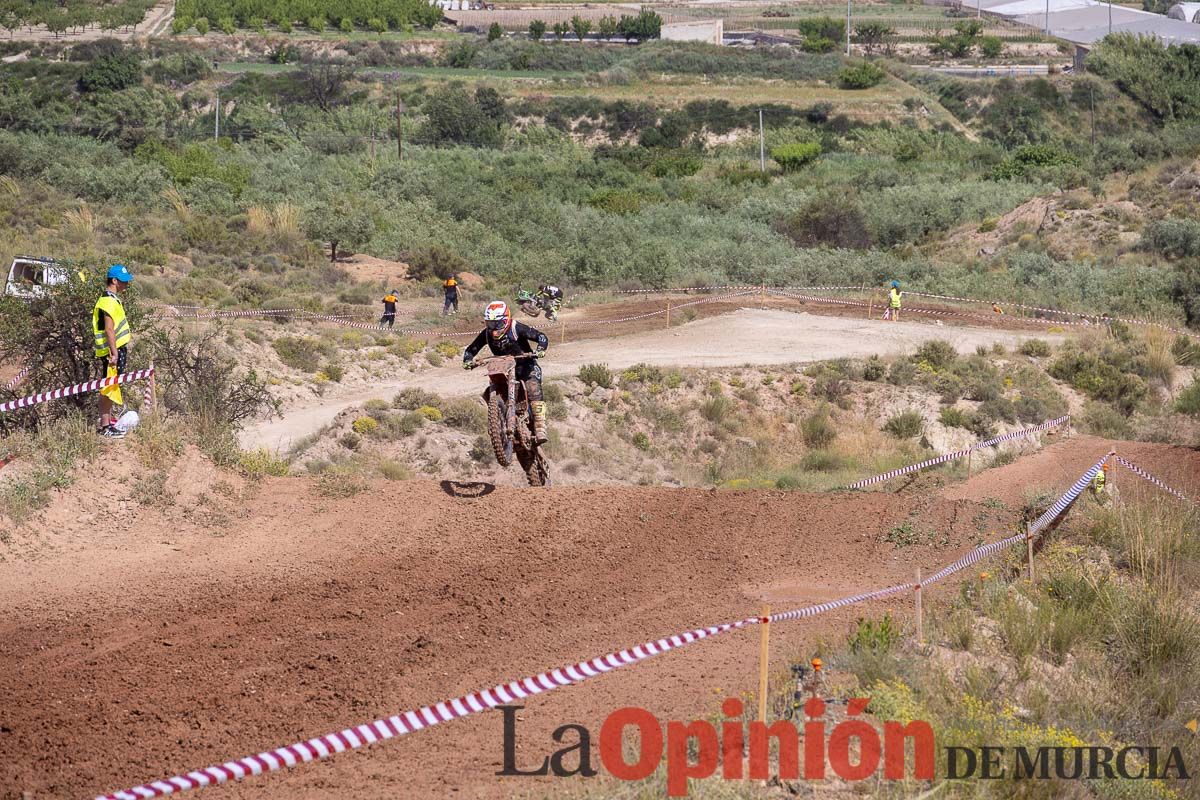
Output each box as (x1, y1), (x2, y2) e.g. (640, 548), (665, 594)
(0, 368), (155, 415)
(4, 364), (32, 392)
(570, 290), (759, 327)
(95, 453), (1109, 800)
(1113, 455), (1195, 505)
(844, 415), (1070, 490)
(94, 453), (1114, 800)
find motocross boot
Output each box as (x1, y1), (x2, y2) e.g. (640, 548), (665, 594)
(531, 401), (549, 445)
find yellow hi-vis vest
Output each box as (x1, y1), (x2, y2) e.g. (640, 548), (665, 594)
(889, 288), (902, 309)
(93, 293), (131, 357)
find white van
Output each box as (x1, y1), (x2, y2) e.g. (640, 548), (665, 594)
(4, 256), (68, 300)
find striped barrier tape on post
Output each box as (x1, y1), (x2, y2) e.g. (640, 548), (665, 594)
(1113, 455), (1195, 505)
(844, 415), (1070, 490)
(570, 290), (759, 327)
(0, 368), (155, 415)
(4, 364), (32, 392)
(609, 284), (760, 294)
(95, 456), (1106, 800)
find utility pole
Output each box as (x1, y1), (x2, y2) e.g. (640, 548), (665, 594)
(1045, 0), (1050, 36)
(1089, 83), (1096, 152)
(396, 92), (405, 161)
(1108, 0), (1113, 34)
(846, 0), (852, 56)
(214, 95), (220, 140)
(758, 109), (765, 172)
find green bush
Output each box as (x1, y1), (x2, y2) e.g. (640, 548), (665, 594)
(78, 46), (142, 93)
(417, 405), (443, 422)
(632, 431), (650, 450)
(1140, 218), (1200, 259)
(979, 35), (1004, 58)
(1079, 401), (1131, 438)
(352, 416), (379, 435)
(838, 61), (886, 90)
(579, 363), (614, 388)
(1018, 338), (1052, 358)
(1175, 377), (1200, 417)
(528, 19), (546, 40)
(442, 398), (487, 430)
(770, 141), (821, 172)
(797, 16), (843, 53)
(862, 356), (885, 381)
(1049, 345), (1148, 414)
(802, 406), (838, 448)
(272, 336), (324, 372)
(884, 410), (924, 439)
(393, 387), (441, 410)
(914, 339), (957, 370)
(991, 144), (1081, 180)
(194, 16), (209, 34)
(488, 22), (503, 42)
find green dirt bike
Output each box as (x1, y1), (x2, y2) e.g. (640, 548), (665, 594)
(515, 288), (560, 322)
(467, 353), (550, 488)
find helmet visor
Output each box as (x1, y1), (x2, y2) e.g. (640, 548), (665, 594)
(486, 318), (507, 331)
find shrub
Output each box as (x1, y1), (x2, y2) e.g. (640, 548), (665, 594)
(770, 141), (821, 172)
(979, 35), (1004, 58)
(838, 61), (886, 90)
(442, 398), (487, 430)
(1140, 218), (1200, 259)
(272, 336), (323, 372)
(79, 46), (142, 93)
(863, 356), (885, 381)
(528, 19), (546, 41)
(914, 339), (957, 369)
(378, 459), (411, 480)
(317, 470), (365, 498)
(1018, 338), (1052, 358)
(797, 16), (843, 52)
(238, 448), (289, 477)
(352, 416), (379, 435)
(488, 22), (503, 42)
(393, 388), (441, 410)
(417, 405), (443, 422)
(1174, 377), (1200, 417)
(340, 17), (353, 33)
(884, 410), (923, 439)
(802, 406), (838, 448)
(701, 394), (735, 424)
(1049, 345), (1148, 413)
(632, 431), (650, 450)
(1079, 401), (1131, 438)
(340, 432), (361, 450)
(777, 193), (872, 249)
(194, 16), (209, 34)
(579, 363), (614, 388)
(990, 144), (1081, 180)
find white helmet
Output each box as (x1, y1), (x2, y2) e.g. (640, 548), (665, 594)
(484, 300), (511, 338)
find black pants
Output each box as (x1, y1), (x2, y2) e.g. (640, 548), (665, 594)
(380, 312), (395, 328)
(516, 360), (542, 402)
(444, 294), (458, 313)
(96, 345), (128, 379)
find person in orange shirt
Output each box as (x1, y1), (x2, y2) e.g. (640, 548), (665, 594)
(443, 275), (459, 316)
(380, 290), (397, 328)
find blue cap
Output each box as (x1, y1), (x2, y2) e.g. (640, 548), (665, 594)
(107, 264), (133, 283)
(891, 280), (900, 288)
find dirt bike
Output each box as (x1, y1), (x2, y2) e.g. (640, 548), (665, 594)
(515, 289), (561, 322)
(467, 353), (550, 487)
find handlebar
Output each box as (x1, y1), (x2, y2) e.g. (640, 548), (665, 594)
(466, 353), (540, 368)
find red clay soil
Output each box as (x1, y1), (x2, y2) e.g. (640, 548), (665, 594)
(1, 437), (1197, 800)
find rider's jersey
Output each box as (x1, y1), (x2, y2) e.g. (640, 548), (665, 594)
(464, 320), (549, 362)
(538, 285), (563, 301)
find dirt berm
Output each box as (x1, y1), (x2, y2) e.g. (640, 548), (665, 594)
(1, 437), (1196, 799)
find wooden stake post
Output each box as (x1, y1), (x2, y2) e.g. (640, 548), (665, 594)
(914, 569), (924, 645)
(1026, 526), (1035, 581)
(757, 604), (770, 723)
(560, 319), (566, 345)
(867, 289), (875, 320)
(665, 300), (671, 329)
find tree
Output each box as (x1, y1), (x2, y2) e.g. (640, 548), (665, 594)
(0, 5), (22, 38)
(853, 21), (894, 54)
(220, 16), (236, 33)
(78, 46), (143, 92)
(339, 17), (352, 33)
(417, 83), (504, 147)
(552, 21), (566, 40)
(930, 19), (983, 58)
(43, 9), (69, 38)
(797, 16), (843, 52)
(487, 21), (502, 41)
(194, 16), (209, 34)
(528, 18), (545, 40)
(304, 199), (375, 262)
(616, 10), (661, 40)
(570, 14), (591, 41)
(307, 15), (325, 32)
(297, 61), (354, 112)
(1086, 34), (1200, 122)
(598, 15), (617, 37)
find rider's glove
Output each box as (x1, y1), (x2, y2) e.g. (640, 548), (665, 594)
(535, 350), (546, 359)
(463, 361), (474, 370)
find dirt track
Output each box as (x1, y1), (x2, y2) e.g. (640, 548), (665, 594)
(244, 307), (1066, 452)
(3, 435), (1196, 799)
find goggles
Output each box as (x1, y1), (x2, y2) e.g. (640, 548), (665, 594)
(486, 318), (508, 331)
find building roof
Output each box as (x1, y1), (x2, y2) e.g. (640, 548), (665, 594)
(966, 0), (1200, 45)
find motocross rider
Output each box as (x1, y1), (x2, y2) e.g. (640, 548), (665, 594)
(463, 301), (550, 444)
(536, 284), (564, 319)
